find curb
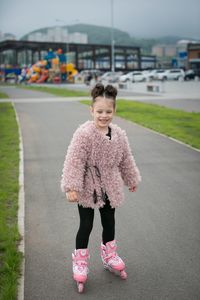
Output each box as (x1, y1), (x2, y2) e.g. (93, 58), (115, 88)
(13, 102), (25, 300)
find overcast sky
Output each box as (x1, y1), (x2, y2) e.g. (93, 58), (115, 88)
(0, 0), (199, 39)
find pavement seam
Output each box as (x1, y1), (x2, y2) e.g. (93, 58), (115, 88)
(13, 102), (25, 300)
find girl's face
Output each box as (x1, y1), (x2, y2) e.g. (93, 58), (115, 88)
(90, 97), (115, 131)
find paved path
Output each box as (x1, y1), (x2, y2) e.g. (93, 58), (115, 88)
(1, 82), (200, 112)
(0, 85), (55, 98)
(1, 87), (200, 299)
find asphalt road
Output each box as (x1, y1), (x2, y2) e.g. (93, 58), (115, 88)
(1, 87), (200, 299)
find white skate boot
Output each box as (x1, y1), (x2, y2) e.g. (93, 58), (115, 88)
(101, 240), (127, 279)
(72, 248), (89, 293)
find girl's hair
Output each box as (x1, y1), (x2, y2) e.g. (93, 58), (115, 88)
(91, 83), (117, 108)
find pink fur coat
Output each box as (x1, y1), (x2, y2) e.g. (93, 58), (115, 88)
(61, 121), (141, 208)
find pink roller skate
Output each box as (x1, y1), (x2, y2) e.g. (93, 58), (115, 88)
(101, 240), (127, 279)
(72, 248), (89, 293)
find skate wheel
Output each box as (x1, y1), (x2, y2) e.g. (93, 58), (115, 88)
(120, 270), (127, 279)
(77, 282), (84, 293)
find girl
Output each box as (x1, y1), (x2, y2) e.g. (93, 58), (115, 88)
(61, 83), (141, 292)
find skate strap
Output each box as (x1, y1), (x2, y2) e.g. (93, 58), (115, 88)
(105, 252), (119, 261)
(73, 249), (89, 261)
(73, 256), (88, 263)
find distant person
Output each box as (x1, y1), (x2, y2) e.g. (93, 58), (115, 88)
(18, 65), (27, 84)
(85, 72), (92, 85)
(61, 83), (141, 293)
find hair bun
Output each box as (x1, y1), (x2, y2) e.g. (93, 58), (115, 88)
(105, 85), (117, 99)
(91, 83), (117, 100)
(91, 83), (104, 99)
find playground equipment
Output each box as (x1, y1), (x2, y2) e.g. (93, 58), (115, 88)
(22, 48), (77, 84)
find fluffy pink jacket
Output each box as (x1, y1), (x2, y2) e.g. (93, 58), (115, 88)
(61, 121), (141, 208)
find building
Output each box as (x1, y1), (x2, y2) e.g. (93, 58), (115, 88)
(187, 43), (200, 76)
(0, 39), (144, 71)
(69, 32), (88, 44)
(0, 38), (158, 73)
(152, 45), (164, 57)
(0, 32), (16, 41)
(25, 27), (88, 44)
(152, 44), (177, 68)
(164, 45), (177, 57)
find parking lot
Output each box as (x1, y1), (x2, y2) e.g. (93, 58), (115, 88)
(119, 80), (200, 112)
(117, 79), (200, 99)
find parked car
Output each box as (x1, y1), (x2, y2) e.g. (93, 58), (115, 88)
(184, 69), (196, 81)
(99, 71), (122, 83)
(146, 69), (165, 80)
(141, 70), (155, 81)
(119, 71), (148, 82)
(78, 69), (103, 84)
(156, 69), (185, 81)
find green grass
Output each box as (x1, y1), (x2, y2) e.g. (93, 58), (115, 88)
(81, 100), (200, 149)
(17, 84), (89, 97)
(0, 103), (22, 300)
(0, 91), (9, 99)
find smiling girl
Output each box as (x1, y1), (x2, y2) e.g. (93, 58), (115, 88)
(61, 83), (141, 292)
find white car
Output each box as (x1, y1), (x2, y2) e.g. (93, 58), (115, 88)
(119, 71), (148, 82)
(157, 69), (185, 81)
(147, 69), (166, 80)
(100, 72), (122, 83)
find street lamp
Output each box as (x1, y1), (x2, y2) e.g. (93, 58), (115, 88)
(111, 0), (115, 72)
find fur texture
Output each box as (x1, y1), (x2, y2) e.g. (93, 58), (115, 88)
(61, 121), (141, 208)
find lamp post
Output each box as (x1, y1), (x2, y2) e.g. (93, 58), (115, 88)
(111, 0), (115, 72)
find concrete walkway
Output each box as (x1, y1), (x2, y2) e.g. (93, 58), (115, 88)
(1, 86), (200, 299)
(1, 81), (200, 112)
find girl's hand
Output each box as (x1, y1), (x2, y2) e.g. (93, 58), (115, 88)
(66, 191), (79, 202)
(129, 186), (137, 192)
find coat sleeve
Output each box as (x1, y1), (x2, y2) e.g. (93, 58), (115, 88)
(61, 128), (88, 193)
(118, 131), (141, 188)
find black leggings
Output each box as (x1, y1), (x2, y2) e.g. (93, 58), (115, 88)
(76, 199), (115, 249)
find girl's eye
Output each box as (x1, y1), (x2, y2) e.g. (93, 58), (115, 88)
(96, 110), (113, 114)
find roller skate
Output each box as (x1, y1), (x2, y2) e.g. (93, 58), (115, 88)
(101, 240), (127, 279)
(72, 248), (89, 293)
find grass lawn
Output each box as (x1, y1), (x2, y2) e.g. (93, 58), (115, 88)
(17, 84), (89, 97)
(0, 102), (22, 299)
(0, 91), (9, 99)
(81, 99), (200, 150)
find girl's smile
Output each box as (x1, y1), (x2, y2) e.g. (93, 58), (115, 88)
(90, 97), (115, 132)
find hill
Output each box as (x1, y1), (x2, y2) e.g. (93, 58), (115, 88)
(21, 23), (133, 45)
(20, 23), (195, 54)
